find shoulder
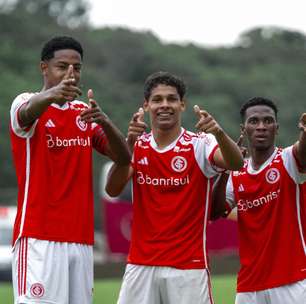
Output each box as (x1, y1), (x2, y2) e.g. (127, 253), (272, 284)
(11, 92), (36, 110)
(181, 130), (216, 144)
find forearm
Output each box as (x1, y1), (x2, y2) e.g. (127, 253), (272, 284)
(211, 173), (230, 220)
(19, 91), (52, 127)
(105, 163), (132, 197)
(215, 130), (243, 170)
(101, 118), (131, 166)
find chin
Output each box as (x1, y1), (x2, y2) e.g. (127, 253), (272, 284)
(254, 144), (271, 151)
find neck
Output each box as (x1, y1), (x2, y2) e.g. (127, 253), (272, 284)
(152, 126), (182, 149)
(249, 145), (276, 170)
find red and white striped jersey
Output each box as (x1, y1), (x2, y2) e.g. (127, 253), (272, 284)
(128, 129), (221, 269)
(226, 147), (306, 292)
(10, 92), (108, 246)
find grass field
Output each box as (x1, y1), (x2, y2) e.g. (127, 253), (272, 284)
(0, 275), (236, 303)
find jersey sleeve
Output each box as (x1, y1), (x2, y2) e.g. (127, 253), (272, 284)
(225, 174), (237, 212)
(282, 146), (306, 184)
(92, 123), (108, 155)
(10, 92), (38, 138)
(193, 133), (222, 178)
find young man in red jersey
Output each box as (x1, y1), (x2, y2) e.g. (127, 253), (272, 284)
(9, 36), (131, 304)
(212, 97), (306, 304)
(106, 71), (243, 304)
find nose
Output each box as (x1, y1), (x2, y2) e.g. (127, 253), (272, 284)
(160, 98), (170, 107)
(256, 120), (266, 130)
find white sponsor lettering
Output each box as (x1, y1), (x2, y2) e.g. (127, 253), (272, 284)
(237, 189), (280, 212)
(136, 171), (190, 186)
(46, 134), (91, 148)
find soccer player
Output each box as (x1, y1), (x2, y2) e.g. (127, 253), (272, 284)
(212, 97), (306, 304)
(106, 71), (243, 304)
(9, 36), (131, 304)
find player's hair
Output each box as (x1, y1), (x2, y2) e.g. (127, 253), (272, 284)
(41, 36), (83, 61)
(240, 97), (278, 121)
(144, 71), (186, 100)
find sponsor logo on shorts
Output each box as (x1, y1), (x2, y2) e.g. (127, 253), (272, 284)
(171, 156), (187, 172)
(265, 168), (280, 184)
(30, 283), (45, 298)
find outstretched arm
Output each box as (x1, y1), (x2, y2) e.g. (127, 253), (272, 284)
(194, 105), (243, 170)
(18, 65), (82, 128)
(294, 113), (306, 170)
(211, 134), (246, 220)
(80, 89), (131, 168)
(105, 107), (147, 197)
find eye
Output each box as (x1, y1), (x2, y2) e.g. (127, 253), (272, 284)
(264, 117), (275, 124)
(151, 97), (162, 103)
(58, 65), (67, 70)
(248, 117), (257, 124)
(168, 96), (179, 102)
(74, 65), (81, 72)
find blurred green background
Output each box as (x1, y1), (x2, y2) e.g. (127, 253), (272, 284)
(0, 1), (305, 302)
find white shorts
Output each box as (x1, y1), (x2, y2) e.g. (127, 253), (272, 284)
(12, 237), (93, 304)
(117, 264), (214, 304)
(235, 278), (306, 304)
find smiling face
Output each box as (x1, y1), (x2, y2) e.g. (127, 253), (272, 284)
(242, 105), (279, 152)
(143, 84), (185, 132)
(41, 49), (82, 89)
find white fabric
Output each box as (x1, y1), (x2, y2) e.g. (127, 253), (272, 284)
(10, 93), (38, 138)
(117, 264), (214, 304)
(12, 237), (93, 304)
(235, 278), (306, 304)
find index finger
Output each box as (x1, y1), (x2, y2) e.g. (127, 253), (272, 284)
(132, 108), (145, 122)
(87, 89), (97, 108)
(63, 65), (74, 80)
(300, 113), (306, 123)
(193, 105), (202, 119)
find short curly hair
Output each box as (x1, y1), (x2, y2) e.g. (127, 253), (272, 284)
(41, 36), (83, 61)
(240, 97), (278, 122)
(144, 71), (186, 100)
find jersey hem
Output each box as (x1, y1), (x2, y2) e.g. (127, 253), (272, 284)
(126, 260), (207, 270)
(13, 234), (94, 246)
(237, 274), (306, 292)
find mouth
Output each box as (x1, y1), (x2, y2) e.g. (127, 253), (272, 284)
(157, 112), (173, 119)
(254, 135), (268, 142)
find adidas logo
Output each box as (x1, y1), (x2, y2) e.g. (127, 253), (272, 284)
(137, 157), (149, 165)
(45, 119), (55, 128)
(238, 184), (244, 192)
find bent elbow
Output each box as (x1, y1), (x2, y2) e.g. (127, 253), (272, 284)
(105, 186), (120, 198)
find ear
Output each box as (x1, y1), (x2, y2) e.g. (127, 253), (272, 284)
(40, 61), (48, 76)
(143, 99), (149, 112)
(180, 99), (186, 112)
(240, 123), (245, 135)
(275, 122), (279, 135)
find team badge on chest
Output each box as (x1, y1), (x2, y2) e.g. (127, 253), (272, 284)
(171, 156), (187, 172)
(265, 168), (280, 184)
(76, 115), (88, 131)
